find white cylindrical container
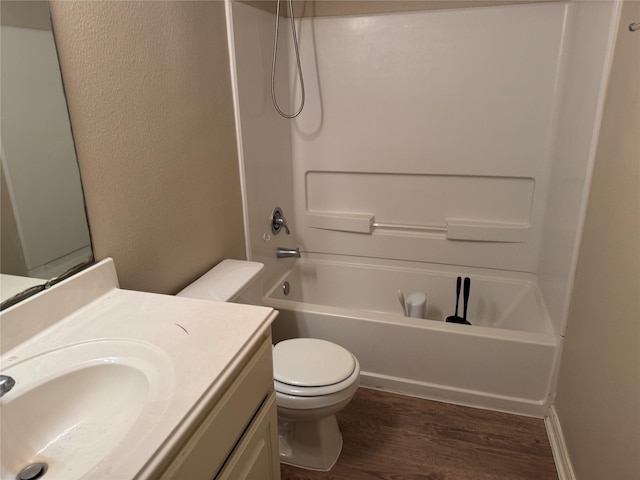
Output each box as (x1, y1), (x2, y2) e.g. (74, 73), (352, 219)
(406, 292), (427, 319)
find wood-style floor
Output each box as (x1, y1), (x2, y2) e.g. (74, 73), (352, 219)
(280, 388), (558, 480)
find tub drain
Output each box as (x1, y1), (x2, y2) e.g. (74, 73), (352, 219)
(17, 462), (47, 480)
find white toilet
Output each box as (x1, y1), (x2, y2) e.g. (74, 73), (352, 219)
(177, 259), (360, 471)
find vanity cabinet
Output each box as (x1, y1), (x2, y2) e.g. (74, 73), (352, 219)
(217, 393), (278, 479)
(160, 337), (280, 480)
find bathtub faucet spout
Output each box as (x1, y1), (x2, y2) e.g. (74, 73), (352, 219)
(276, 247), (301, 259)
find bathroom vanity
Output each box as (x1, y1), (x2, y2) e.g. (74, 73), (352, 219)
(0, 259), (280, 479)
(160, 338), (279, 479)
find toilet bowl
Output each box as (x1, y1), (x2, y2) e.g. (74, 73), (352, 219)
(177, 260), (360, 471)
(273, 338), (360, 471)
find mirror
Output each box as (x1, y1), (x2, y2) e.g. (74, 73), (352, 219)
(1, 1), (93, 306)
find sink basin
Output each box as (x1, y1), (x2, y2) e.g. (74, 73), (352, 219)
(0, 340), (174, 479)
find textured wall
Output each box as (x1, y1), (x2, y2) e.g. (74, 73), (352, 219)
(50, 1), (245, 293)
(554, 1), (640, 478)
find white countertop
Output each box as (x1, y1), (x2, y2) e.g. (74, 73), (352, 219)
(0, 259), (277, 479)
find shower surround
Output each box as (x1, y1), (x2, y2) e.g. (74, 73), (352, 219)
(227, 0), (620, 415)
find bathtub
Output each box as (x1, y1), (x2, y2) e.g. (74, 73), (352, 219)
(264, 255), (561, 417)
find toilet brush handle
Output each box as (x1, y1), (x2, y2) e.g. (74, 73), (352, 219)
(462, 277), (470, 322)
(454, 276), (461, 317)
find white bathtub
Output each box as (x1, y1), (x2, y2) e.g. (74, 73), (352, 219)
(264, 255), (561, 417)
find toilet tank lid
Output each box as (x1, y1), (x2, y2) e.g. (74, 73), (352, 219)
(177, 260), (264, 302)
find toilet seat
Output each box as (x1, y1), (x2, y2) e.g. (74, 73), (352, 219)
(275, 364), (360, 397)
(273, 338), (358, 397)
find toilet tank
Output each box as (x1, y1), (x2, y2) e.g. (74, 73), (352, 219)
(177, 260), (264, 305)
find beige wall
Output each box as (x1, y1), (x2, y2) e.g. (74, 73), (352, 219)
(554, 1), (640, 478)
(49, 1), (245, 294)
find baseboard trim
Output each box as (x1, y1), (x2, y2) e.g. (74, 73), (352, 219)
(545, 406), (576, 480)
(360, 372), (550, 417)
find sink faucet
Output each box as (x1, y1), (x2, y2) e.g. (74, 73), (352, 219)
(0, 375), (15, 397)
(276, 247), (301, 259)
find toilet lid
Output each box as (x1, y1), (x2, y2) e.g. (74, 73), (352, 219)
(273, 338), (356, 387)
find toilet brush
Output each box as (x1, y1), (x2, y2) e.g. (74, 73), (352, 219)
(446, 276), (471, 325)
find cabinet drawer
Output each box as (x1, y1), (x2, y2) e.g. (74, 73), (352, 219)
(161, 338), (274, 479)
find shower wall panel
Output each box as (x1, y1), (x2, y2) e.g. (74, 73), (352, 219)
(537, 0), (621, 335)
(289, 2), (568, 272)
(231, 0), (619, 337)
(229, 2), (296, 288)
(305, 173), (535, 238)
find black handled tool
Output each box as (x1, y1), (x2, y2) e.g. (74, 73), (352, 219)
(462, 277), (471, 325)
(454, 276), (461, 318)
(446, 276), (471, 325)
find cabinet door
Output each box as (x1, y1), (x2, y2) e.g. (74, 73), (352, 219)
(217, 392), (280, 480)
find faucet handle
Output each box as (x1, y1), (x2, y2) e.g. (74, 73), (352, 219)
(271, 207), (290, 235)
(0, 375), (15, 397)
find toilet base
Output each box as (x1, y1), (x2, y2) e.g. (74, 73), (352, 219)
(278, 415), (343, 471)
